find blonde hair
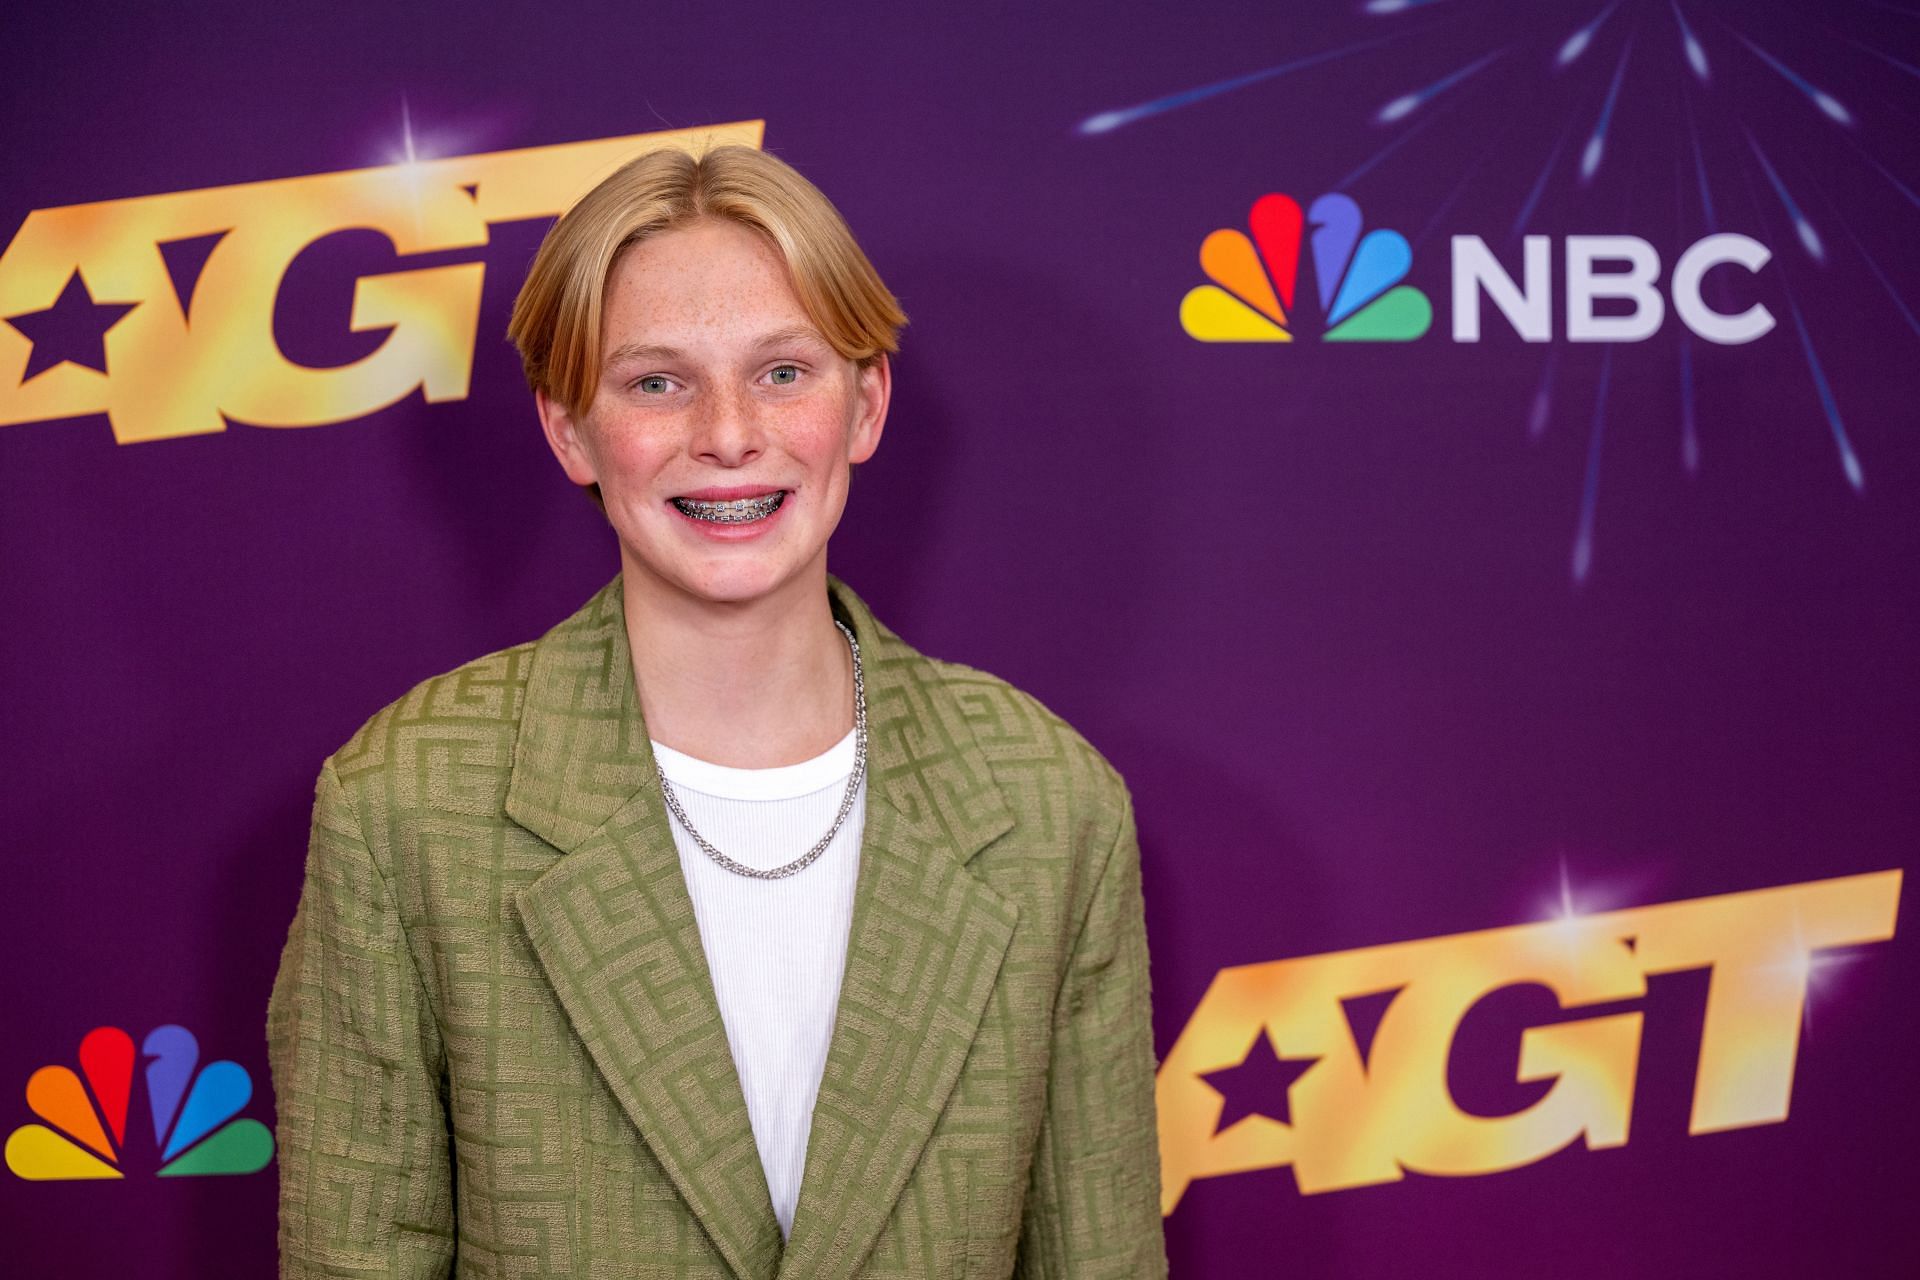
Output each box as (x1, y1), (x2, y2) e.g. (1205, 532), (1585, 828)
(508, 144), (906, 426)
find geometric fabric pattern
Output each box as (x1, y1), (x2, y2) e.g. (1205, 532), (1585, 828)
(266, 572), (1167, 1278)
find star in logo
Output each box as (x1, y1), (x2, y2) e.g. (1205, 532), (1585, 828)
(5, 270), (138, 383)
(1201, 1029), (1319, 1133)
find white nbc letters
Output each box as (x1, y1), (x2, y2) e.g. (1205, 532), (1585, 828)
(1450, 233), (1775, 344)
(1672, 233), (1777, 344)
(1565, 236), (1663, 341)
(1452, 236), (1551, 341)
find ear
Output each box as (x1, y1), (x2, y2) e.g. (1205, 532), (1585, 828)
(847, 353), (891, 465)
(535, 388), (599, 487)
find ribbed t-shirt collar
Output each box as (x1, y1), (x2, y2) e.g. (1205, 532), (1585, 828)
(649, 728), (857, 802)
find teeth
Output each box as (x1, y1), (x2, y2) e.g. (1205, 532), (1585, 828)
(671, 491), (786, 523)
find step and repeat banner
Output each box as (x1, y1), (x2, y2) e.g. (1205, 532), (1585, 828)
(2, 1), (1914, 1275)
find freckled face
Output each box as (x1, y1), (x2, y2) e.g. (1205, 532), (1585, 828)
(538, 218), (888, 609)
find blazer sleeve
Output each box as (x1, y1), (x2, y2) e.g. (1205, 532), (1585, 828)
(266, 758), (457, 1278)
(1014, 787), (1170, 1279)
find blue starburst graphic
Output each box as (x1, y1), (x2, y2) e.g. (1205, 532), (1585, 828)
(1080, 1), (1918, 583)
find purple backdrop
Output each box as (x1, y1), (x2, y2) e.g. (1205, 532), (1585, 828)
(3, 1), (1915, 1275)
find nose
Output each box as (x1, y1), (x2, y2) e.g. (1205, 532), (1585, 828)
(690, 382), (765, 468)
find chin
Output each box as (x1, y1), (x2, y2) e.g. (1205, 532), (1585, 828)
(652, 555), (806, 607)
(685, 572), (788, 605)
(613, 509), (828, 607)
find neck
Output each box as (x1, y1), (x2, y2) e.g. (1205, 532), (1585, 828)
(619, 552), (853, 769)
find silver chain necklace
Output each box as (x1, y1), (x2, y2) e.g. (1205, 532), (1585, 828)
(654, 620), (868, 880)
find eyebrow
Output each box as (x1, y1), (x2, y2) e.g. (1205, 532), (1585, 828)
(602, 342), (679, 367)
(749, 325), (829, 352)
(603, 326), (828, 368)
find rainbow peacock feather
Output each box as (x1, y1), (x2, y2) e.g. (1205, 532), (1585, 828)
(1181, 191), (1432, 342)
(5, 1025), (273, 1179)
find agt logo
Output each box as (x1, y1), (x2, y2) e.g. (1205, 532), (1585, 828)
(1155, 870), (1900, 1209)
(1183, 190), (1776, 345)
(5, 1024), (273, 1179)
(0, 121), (762, 445)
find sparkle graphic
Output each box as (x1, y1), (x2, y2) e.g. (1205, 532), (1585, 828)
(1417, 134), (1505, 247)
(401, 95), (419, 165)
(1736, 35), (1854, 127)
(1555, 855), (1581, 921)
(1778, 274), (1864, 494)
(1758, 914), (1869, 1037)
(368, 95), (500, 241)
(1745, 132), (1824, 261)
(1684, 99), (1716, 229)
(1849, 37), (1920, 83)
(1527, 348), (1559, 440)
(1843, 131), (1920, 212)
(1672, 1), (1709, 81)
(1740, 157), (1867, 494)
(1542, 856), (1593, 968)
(1839, 218), (1920, 342)
(1073, 33), (1410, 136)
(1556, 1), (1621, 68)
(1580, 38), (1633, 184)
(1679, 332), (1699, 474)
(1539, 854), (1651, 923)
(391, 95), (430, 240)
(1086, 0), (1912, 581)
(1376, 49), (1505, 123)
(1512, 123), (1574, 238)
(1335, 118), (1436, 192)
(1537, 855), (1656, 968)
(1571, 345), (1613, 586)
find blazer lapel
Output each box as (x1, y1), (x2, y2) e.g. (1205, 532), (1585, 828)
(773, 581), (1019, 1280)
(503, 573), (1020, 1280)
(507, 576), (784, 1280)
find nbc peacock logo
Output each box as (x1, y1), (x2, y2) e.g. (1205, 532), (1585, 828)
(5, 1024), (273, 1179)
(1180, 192), (1432, 342)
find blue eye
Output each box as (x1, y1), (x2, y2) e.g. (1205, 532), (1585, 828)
(769, 365), (799, 385)
(637, 375), (671, 394)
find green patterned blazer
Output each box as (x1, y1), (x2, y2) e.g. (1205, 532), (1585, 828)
(266, 573), (1168, 1279)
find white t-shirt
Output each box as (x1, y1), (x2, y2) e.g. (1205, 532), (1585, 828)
(650, 728), (866, 1241)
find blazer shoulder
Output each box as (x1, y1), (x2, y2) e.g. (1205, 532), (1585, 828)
(923, 655), (1131, 822)
(325, 638), (538, 795)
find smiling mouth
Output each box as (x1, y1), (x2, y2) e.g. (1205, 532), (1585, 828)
(669, 491), (788, 523)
